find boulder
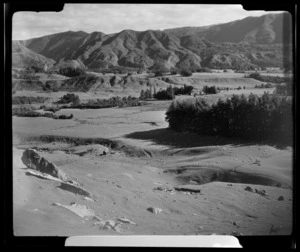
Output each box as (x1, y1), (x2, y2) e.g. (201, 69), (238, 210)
(147, 207), (163, 215)
(277, 196), (284, 201)
(21, 149), (72, 183)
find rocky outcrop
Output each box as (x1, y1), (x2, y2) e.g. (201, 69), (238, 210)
(147, 207), (163, 215)
(21, 149), (75, 184)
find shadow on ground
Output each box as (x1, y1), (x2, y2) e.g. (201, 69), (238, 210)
(124, 128), (248, 148)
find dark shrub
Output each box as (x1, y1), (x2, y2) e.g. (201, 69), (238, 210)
(56, 93), (80, 105)
(153, 85), (174, 100)
(173, 84), (194, 95)
(152, 61), (169, 77)
(12, 96), (48, 105)
(170, 67), (179, 75)
(180, 69), (193, 77)
(202, 86), (217, 94)
(58, 67), (85, 77)
(44, 106), (61, 113)
(274, 82), (293, 96)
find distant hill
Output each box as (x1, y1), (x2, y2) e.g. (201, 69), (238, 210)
(14, 12), (293, 72)
(12, 41), (55, 70)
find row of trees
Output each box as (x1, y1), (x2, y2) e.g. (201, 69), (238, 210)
(245, 72), (290, 84)
(140, 84), (194, 100)
(12, 96), (49, 105)
(165, 93), (293, 145)
(12, 107), (73, 119)
(69, 96), (141, 109)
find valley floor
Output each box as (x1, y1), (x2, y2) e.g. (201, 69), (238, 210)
(12, 99), (293, 236)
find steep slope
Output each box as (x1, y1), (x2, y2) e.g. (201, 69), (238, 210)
(163, 25), (215, 38)
(12, 41), (55, 70)
(22, 31), (89, 61)
(166, 12), (292, 44)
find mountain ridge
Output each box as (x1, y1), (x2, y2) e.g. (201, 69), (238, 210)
(13, 12), (293, 71)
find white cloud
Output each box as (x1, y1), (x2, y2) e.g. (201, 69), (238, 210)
(12, 4), (283, 40)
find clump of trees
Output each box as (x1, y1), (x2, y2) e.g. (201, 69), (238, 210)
(151, 61), (169, 77)
(58, 67), (86, 77)
(43, 81), (59, 92)
(180, 68), (193, 77)
(140, 84), (194, 100)
(56, 93), (80, 106)
(165, 93), (293, 145)
(173, 84), (194, 95)
(202, 85), (218, 94)
(170, 67), (179, 75)
(154, 86), (174, 100)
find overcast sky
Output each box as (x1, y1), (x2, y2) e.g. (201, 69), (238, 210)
(12, 4), (284, 40)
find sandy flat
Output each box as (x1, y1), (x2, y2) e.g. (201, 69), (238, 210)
(12, 96), (293, 236)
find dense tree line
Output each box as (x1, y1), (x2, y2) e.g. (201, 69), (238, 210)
(12, 96), (49, 105)
(245, 72), (290, 84)
(12, 107), (73, 119)
(69, 96), (142, 109)
(255, 83), (274, 89)
(165, 93), (293, 145)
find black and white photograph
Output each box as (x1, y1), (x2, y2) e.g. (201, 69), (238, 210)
(10, 3), (294, 240)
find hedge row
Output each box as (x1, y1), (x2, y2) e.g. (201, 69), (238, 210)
(12, 107), (73, 119)
(12, 96), (49, 105)
(165, 93), (293, 145)
(245, 72), (290, 84)
(69, 96), (142, 109)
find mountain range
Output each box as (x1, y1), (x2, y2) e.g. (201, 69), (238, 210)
(13, 12), (293, 72)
